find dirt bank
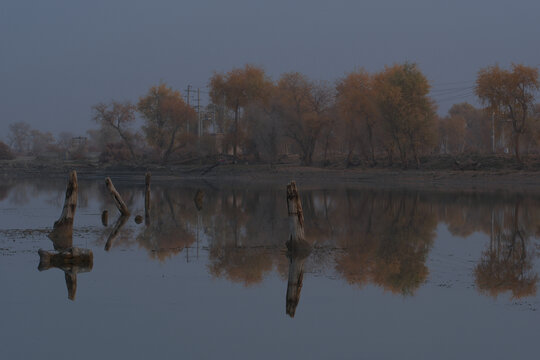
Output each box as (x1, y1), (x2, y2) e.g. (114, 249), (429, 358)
(2, 157), (540, 192)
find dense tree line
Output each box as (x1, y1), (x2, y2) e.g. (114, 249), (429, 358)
(3, 63), (539, 167)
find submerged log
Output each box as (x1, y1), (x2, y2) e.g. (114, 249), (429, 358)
(286, 181), (311, 252)
(286, 250), (310, 318)
(49, 171), (78, 246)
(105, 177), (130, 216)
(145, 172), (151, 225)
(101, 210), (109, 226)
(105, 214), (129, 251)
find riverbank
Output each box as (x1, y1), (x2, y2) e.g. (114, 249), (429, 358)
(2, 155), (540, 192)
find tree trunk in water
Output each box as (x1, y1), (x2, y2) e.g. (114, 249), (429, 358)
(286, 181), (311, 252)
(49, 170), (78, 248)
(105, 177), (130, 216)
(101, 210), (109, 226)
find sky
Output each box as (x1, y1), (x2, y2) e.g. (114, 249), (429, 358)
(1, 0), (540, 139)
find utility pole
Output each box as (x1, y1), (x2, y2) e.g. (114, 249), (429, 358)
(186, 85), (192, 133)
(492, 111), (495, 153)
(197, 88), (201, 138)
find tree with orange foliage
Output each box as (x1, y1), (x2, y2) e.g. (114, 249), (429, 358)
(209, 64), (272, 161)
(336, 70), (379, 166)
(475, 64), (539, 163)
(137, 83), (196, 164)
(276, 72), (333, 166)
(374, 63), (437, 168)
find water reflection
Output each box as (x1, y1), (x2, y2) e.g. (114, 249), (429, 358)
(3, 178), (539, 305)
(475, 200), (538, 298)
(92, 184), (540, 301)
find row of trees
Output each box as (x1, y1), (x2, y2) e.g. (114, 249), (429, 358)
(3, 63), (539, 167)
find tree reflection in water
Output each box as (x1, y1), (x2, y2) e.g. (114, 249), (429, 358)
(475, 200), (538, 298)
(24, 179), (537, 304)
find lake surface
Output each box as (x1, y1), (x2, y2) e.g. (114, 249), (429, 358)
(1, 177), (539, 359)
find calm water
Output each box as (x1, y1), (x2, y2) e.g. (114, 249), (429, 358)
(0, 177), (539, 359)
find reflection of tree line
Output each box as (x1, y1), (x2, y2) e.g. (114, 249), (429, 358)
(6, 179), (539, 299)
(197, 188), (540, 298)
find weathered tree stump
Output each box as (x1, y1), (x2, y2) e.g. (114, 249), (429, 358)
(145, 172), (151, 225)
(105, 215), (129, 251)
(286, 181), (311, 252)
(101, 210), (109, 226)
(105, 177), (130, 216)
(49, 171), (78, 246)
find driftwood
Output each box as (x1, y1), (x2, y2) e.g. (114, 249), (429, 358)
(38, 248), (93, 301)
(105, 215), (129, 251)
(105, 177), (130, 216)
(286, 250), (310, 318)
(194, 189), (204, 211)
(145, 172), (151, 225)
(101, 210), (109, 226)
(49, 171), (78, 245)
(38, 248), (93, 269)
(286, 181), (311, 252)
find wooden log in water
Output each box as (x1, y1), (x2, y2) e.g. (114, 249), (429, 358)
(49, 171), (78, 248)
(38, 247), (93, 271)
(145, 172), (151, 225)
(105, 177), (130, 216)
(286, 181), (311, 252)
(101, 210), (109, 226)
(53, 170), (78, 228)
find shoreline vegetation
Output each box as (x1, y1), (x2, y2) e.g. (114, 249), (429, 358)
(2, 153), (540, 191)
(1, 63), (539, 192)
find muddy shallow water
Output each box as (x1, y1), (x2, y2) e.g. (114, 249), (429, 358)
(0, 177), (539, 359)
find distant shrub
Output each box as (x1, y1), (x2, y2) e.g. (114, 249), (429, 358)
(0, 141), (14, 160)
(99, 143), (132, 163)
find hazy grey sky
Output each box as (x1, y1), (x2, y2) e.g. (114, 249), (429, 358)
(1, 0), (539, 139)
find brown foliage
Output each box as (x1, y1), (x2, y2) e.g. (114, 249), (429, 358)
(336, 70), (379, 166)
(476, 64), (540, 162)
(373, 63), (437, 168)
(276, 72), (333, 165)
(209, 64), (273, 160)
(138, 83), (197, 164)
